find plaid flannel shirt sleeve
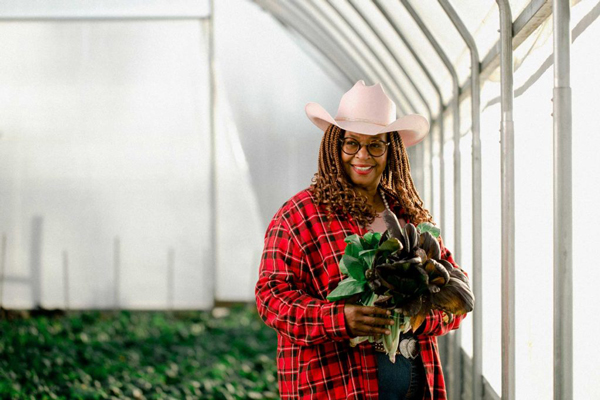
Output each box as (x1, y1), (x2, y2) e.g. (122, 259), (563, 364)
(415, 236), (468, 337)
(255, 217), (351, 346)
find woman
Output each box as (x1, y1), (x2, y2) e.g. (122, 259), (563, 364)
(256, 81), (468, 399)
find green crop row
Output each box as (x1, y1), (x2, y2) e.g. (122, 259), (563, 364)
(0, 305), (278, 399)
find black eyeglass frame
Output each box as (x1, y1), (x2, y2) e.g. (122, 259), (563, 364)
(339, 138), (391, 157)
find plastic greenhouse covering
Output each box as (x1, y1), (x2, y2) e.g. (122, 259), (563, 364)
(1, 0), (599, 398)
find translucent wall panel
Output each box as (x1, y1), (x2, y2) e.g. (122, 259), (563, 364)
(459, 102), (474, 358)
(0, 20), (212, 309)
(512, 43), (554, 400)
(215, 82), (263, 302)
(475, 3), (600, 395)
(571, 5), (600, 397)
(480, 81), (503, 394)
(442, 117), (455, 254)
(376, 1), (453, 105)
(214, 0), (344, 225)
(430, 125), (442, 222)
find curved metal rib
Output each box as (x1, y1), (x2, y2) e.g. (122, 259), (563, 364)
(372, 0), (445, 217)
(344, 0), (432, 121)
(398, 2), (462, 396)
(298, 0), (409, 114)
(437, 1), (483, 399)
(273, 0), (374, 85)
(496, 1), (515, 399)
(256, 0), (356, 86)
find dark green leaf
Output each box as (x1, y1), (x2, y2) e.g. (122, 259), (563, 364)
(344, 234), (364, 251)
(358, 249), (378, 269)
(344, 242), (362, 259)
(338, 257), (349, 275)
(342, 255), (366, 281)
(326, 278), (366, 301)
(363, 232), (382, 249)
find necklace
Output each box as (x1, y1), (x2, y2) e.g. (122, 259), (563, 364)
(379, 188), (390, 212)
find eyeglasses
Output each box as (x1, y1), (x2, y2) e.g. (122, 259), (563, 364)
(340, 137), (390, 157)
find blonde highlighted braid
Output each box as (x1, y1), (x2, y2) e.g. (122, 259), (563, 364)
(310, 124), (433, 227)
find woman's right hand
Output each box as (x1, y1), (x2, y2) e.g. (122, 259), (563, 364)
(343, 304), (395, 337)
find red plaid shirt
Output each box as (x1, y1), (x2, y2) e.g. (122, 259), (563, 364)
(256, 189), (466, 399)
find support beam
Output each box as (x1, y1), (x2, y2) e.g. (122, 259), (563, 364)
(256, 0), (356, 87)
(209, 0), (217, 306)
(496, 1), (515, 399)
(295, 0), (409, 114)
(552, 0), (573, 399)
(437, 1), (483, 399)
(345, 0), (432, 121)
(372, 0), (445, 215)
(399, 1), (462, 397)
(482, 0), (552, 83)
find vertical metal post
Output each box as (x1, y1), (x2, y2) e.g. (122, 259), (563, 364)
(113, 236), (120, 309)
(0, 234), (6, 307)
(438, 1), (483, 398)
(167, 248), (175, 310)
(62, 250), (70, 310)
(429, 126), (435, 214)
(31, 216), (43, 308)
(209, 0), (217, 305)
(553, 0), (573, 399)
(496, 1), (515, 399)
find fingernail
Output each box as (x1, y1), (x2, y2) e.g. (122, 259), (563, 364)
(386, 311), (391, 315)
(385, 330), (391, 335)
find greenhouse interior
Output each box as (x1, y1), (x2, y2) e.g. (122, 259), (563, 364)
(1, 0), (599, 399)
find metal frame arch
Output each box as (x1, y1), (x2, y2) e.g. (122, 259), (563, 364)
(341, 0), (434, 195)
(280, 0), (383, 91)
(299, 0), (410, 114)
(400, 0), (461, 264)
(343, 0), (432, 121)
(437, 2), (483, 400)
(259, 0), (363, 82)
(371, 0), (445, 218)
(552, 0), (573, 399)
(496, 1), (515, 399)
(255, 0), (357, 87)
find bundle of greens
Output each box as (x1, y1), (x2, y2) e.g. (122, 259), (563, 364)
(327, 222), (474, 361)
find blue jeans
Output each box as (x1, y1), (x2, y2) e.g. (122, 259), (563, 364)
(376, 352), (425, 400)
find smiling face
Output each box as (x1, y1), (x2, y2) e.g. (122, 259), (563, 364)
(341, 131), (389, 193)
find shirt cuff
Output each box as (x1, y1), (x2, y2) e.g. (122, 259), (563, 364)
(321, 301), (350, 340)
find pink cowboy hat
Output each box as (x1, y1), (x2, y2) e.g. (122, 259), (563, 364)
(305, 80), (429, 147)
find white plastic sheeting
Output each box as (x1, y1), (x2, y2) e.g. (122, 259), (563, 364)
(0, 0), (343, 309)
(1, 0), (599, 396)
(214, 80), (263, 302)
(0, 20), (214, 309)
(214, 0), (345, 224)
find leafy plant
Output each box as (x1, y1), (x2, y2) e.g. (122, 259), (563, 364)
(0, 306), (278, 399)
(327, 222), (474, 361)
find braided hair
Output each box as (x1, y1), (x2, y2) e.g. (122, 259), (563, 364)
(310, 124), (433, 227)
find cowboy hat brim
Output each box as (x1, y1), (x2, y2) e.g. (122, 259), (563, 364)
(305, 102), (430, 147)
